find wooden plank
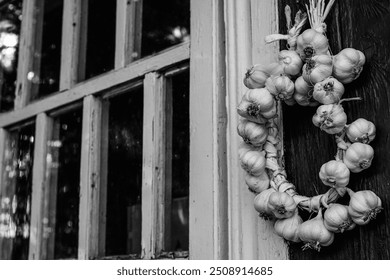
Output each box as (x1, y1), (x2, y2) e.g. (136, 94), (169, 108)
(250, 0), (289, 260)
(28, 113), (53, 259)
(0, 42), (190, 128)
(115, 0), (143, 68)
(141, 72), (167, 258)
(78, 96), (103, 259)
(15, 0), (44, 108)
(60, 0), (89, 90)
(189, 0), (228, 260)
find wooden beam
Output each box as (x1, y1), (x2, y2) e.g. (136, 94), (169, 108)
(115, 0), (143, 68)
(78, 95), (103, 259)
(0, 42), (190, 128)
(189, 0), (228, 260)
(60, 0), (89, 90)
(141, 72), (168, 258)
(28, 113), (53, 259)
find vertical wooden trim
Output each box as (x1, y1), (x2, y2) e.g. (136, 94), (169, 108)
(29, 113), (53, 259)
(15, 0), (44, 108)
(189, 0), (228, 260)
(141, 72), (167, 258)
(98, 100), (109, 256)
(60, 0), (89, 90)
(224, 0), (288, 259)
(115, 0), (143, 68)
(163, 77), (173, 251)
(78, 95), (103, 259)
(251, 0), (288, 260)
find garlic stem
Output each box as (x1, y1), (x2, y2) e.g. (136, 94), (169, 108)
(264, 34), (289, 44)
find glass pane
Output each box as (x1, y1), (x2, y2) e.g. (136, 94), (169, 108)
(106, 87), (143, 256)
(0, 124), (35, 260)
(85, 0), (116, 79)
(30, 0), (63, 100)
(168, 70), (189, 252)
(0, 0), (23, 112)
(141, 0), (190, 58)
(44, 109), (82, 259)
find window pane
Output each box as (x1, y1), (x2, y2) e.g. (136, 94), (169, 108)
(85, 0), (116, 79)
(44, 109), (82, 259)
(141, 0), (190, 58)
(168, 70), (189, 252)
(0, 124), (35, 260)
(30, 0), (63, 100)
(0, 0), (23, 112)
(106, 87), (143, 256)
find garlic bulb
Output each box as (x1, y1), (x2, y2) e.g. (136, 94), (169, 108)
(278, 50), (303, 76)
(274, 211), (302, 243)
(237, 119), (268, 147)
(297, 210), (335, 251)
(265, 75), (295, 100)
(333, 48), (366, 84)
(312, 104), (347, 134)
(237, 88), (277, 124)
(313, 77), (345, 105)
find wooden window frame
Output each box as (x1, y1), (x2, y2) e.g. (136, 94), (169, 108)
(0, 0), (283, 261)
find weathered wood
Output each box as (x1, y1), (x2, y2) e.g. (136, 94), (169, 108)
(0, 42), (190, 128)
(78, 96), (103, 259)
(60, 0), (88, 90)
(115, 0), (143, 67)
(278, 0), (390, 260)
(29, 113), (53, 259)
(190, 0), (228, 260)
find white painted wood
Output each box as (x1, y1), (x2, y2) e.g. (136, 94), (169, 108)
(78, 96), (103, 259)
(60, 0), (88, 90)
(251, 0), (289, 260)
(189, 0), (228, 260)
(115, 0), (143, 68)
(224, 0), (288, 259)
(29, 113), (53, 259)
(141, 72), (167, 259)
(0, 42), (190, 128)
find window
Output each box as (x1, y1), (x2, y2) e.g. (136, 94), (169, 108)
(0, 0), (227, 261)
(0, 0), (191, 260)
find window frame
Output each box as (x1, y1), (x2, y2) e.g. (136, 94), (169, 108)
(0, 0), (192, 260)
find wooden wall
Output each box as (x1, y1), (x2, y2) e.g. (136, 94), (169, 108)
(278, 0), (390, 259)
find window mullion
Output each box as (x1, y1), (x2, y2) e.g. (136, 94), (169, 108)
(0, 128), (9, 203)
(78, 95), (103, 260)
(142, 72), (168, 258)
(60, 0), (89, 90)
(115, 0), (143, 68)
(15, 0), (44, 109)
(29, 113), (54, 259)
